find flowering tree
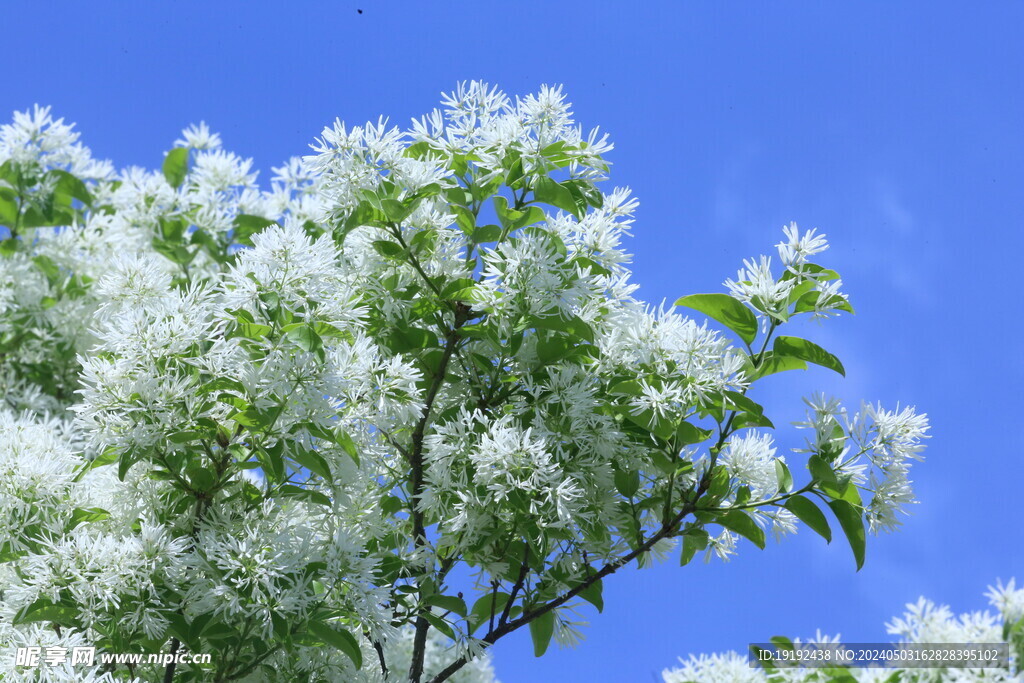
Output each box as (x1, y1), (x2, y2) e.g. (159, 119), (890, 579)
(662, 579), (1024, 682)
(0, 83), (929, 682)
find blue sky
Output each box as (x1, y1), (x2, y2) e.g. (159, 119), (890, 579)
(9, 2), (1023, 680)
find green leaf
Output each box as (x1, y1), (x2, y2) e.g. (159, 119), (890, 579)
(529, 610), (556, 657)
(441, 277), (479, 302)
(167, 430), (203, 443)
(774, 460), (793, 494)
(807, 454), (838, 485)
(471, 224), (503, 243)
(704, 465), (731, 500)
(159, 217), (186, 242)
(372, 239), (405, 259)
(577, 578), (604, 613)
(735, 486), (751, 506)
(426, 594), (468, 617)
(167, 613), (190, 643)
(51, 170), (92, 206)
(731, 411), (776, 430)
(745, 351), (808, 380)
(675, 421), (712, 446)
(336, 430), (360, 466)
(782, 263), (840, 282)
(506, 155), (525, 186)
(675, 293), (758, 345)
(0, 195), (18, 226)
(69, 506), (110, 528)
(153, 237), (195, 266)
(279, 485), (332, 507)
(536, 335), (572, 365)
(828, 499), (866, 570)
(284, 324), (324, 354)
(410, 227), (438, 254)
(78, 447), (118, 479)
(515, 205), (547, 229)
(492, 195), (519, 229)
(233, 214), (278, 245)
(340, 200), (385, 237)
(722, 391), (766, 416)
(452, 205), (475, 234)
(572, 255), (611, 277)
(533, 176), (579, 217)
(261, 441), (286, 482)
(118, 449), (140, 481)
(773, 336), (845, 376)
(680, 528), (709, 566)
(717, 510), (766, 549)
(388, 326), (435, 353)
(571, 178), (604, 208)
(230, 409), (264, 428)
(14, 599), (78, 627)
(468, 592), (510, 634)
(236, 321), (273, 340)
(794, 289), (855, 315)
(187, 613), (214, 642)
(162, 147), (189, 188)
(304, 422), (338, 444)
(405, 141), (433, 159)
(308, 621), (362, 669)
(783, 495), (832, 542)
(608, 379), (643, 396)
(624, 409), (676, 442)
(381, 197), (415, 223)
(31, 254), (61, 283)
(613, 467), (640, 498)
(380, 495), (403, 516)
(291, 447), (334, 484)
(530, 313), (595, 343)
(423, 611), (456, 639)
(186, 464), (216, 493)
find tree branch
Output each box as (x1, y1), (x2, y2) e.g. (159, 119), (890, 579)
(373, 638), (389, 679)
(498, 547), (529, 628)
(408, 303), (471, 683)
(428, 477), (713, 683)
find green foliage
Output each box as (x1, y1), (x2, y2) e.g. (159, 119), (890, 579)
(0, 88), (925, 683)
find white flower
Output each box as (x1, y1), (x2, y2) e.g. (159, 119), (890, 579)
(704, 529), (737, 563)
(724, 254), (794, 316)
(719, 432), (781, 499)
(662, 651), (764, 683)
(175, 121), (223, 150)
(775, 221), (829, 267)
(0, 412), (83, 552)
(986, 579), (1024, 624)
(190, 149), (257, 191)
(0, 105), (111, 178)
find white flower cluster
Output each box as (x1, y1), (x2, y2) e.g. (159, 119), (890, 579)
(726, 222), (851, 325)
(411, 82), (612, 181)
(795, 393), (930, 534)
(0, 105), (112, 180)
(662, 580), (1024, 682)
(0, 83), (925, 682)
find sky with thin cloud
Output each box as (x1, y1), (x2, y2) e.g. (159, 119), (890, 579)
(7, 3), (1022, 680)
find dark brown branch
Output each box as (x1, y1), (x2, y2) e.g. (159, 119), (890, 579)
(498, 547), (529, 628)
(427, 477), (712, 683)
(408, 303), (471, 683)
(373, 639), (388, 678)
(162, 639), (180, 683)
